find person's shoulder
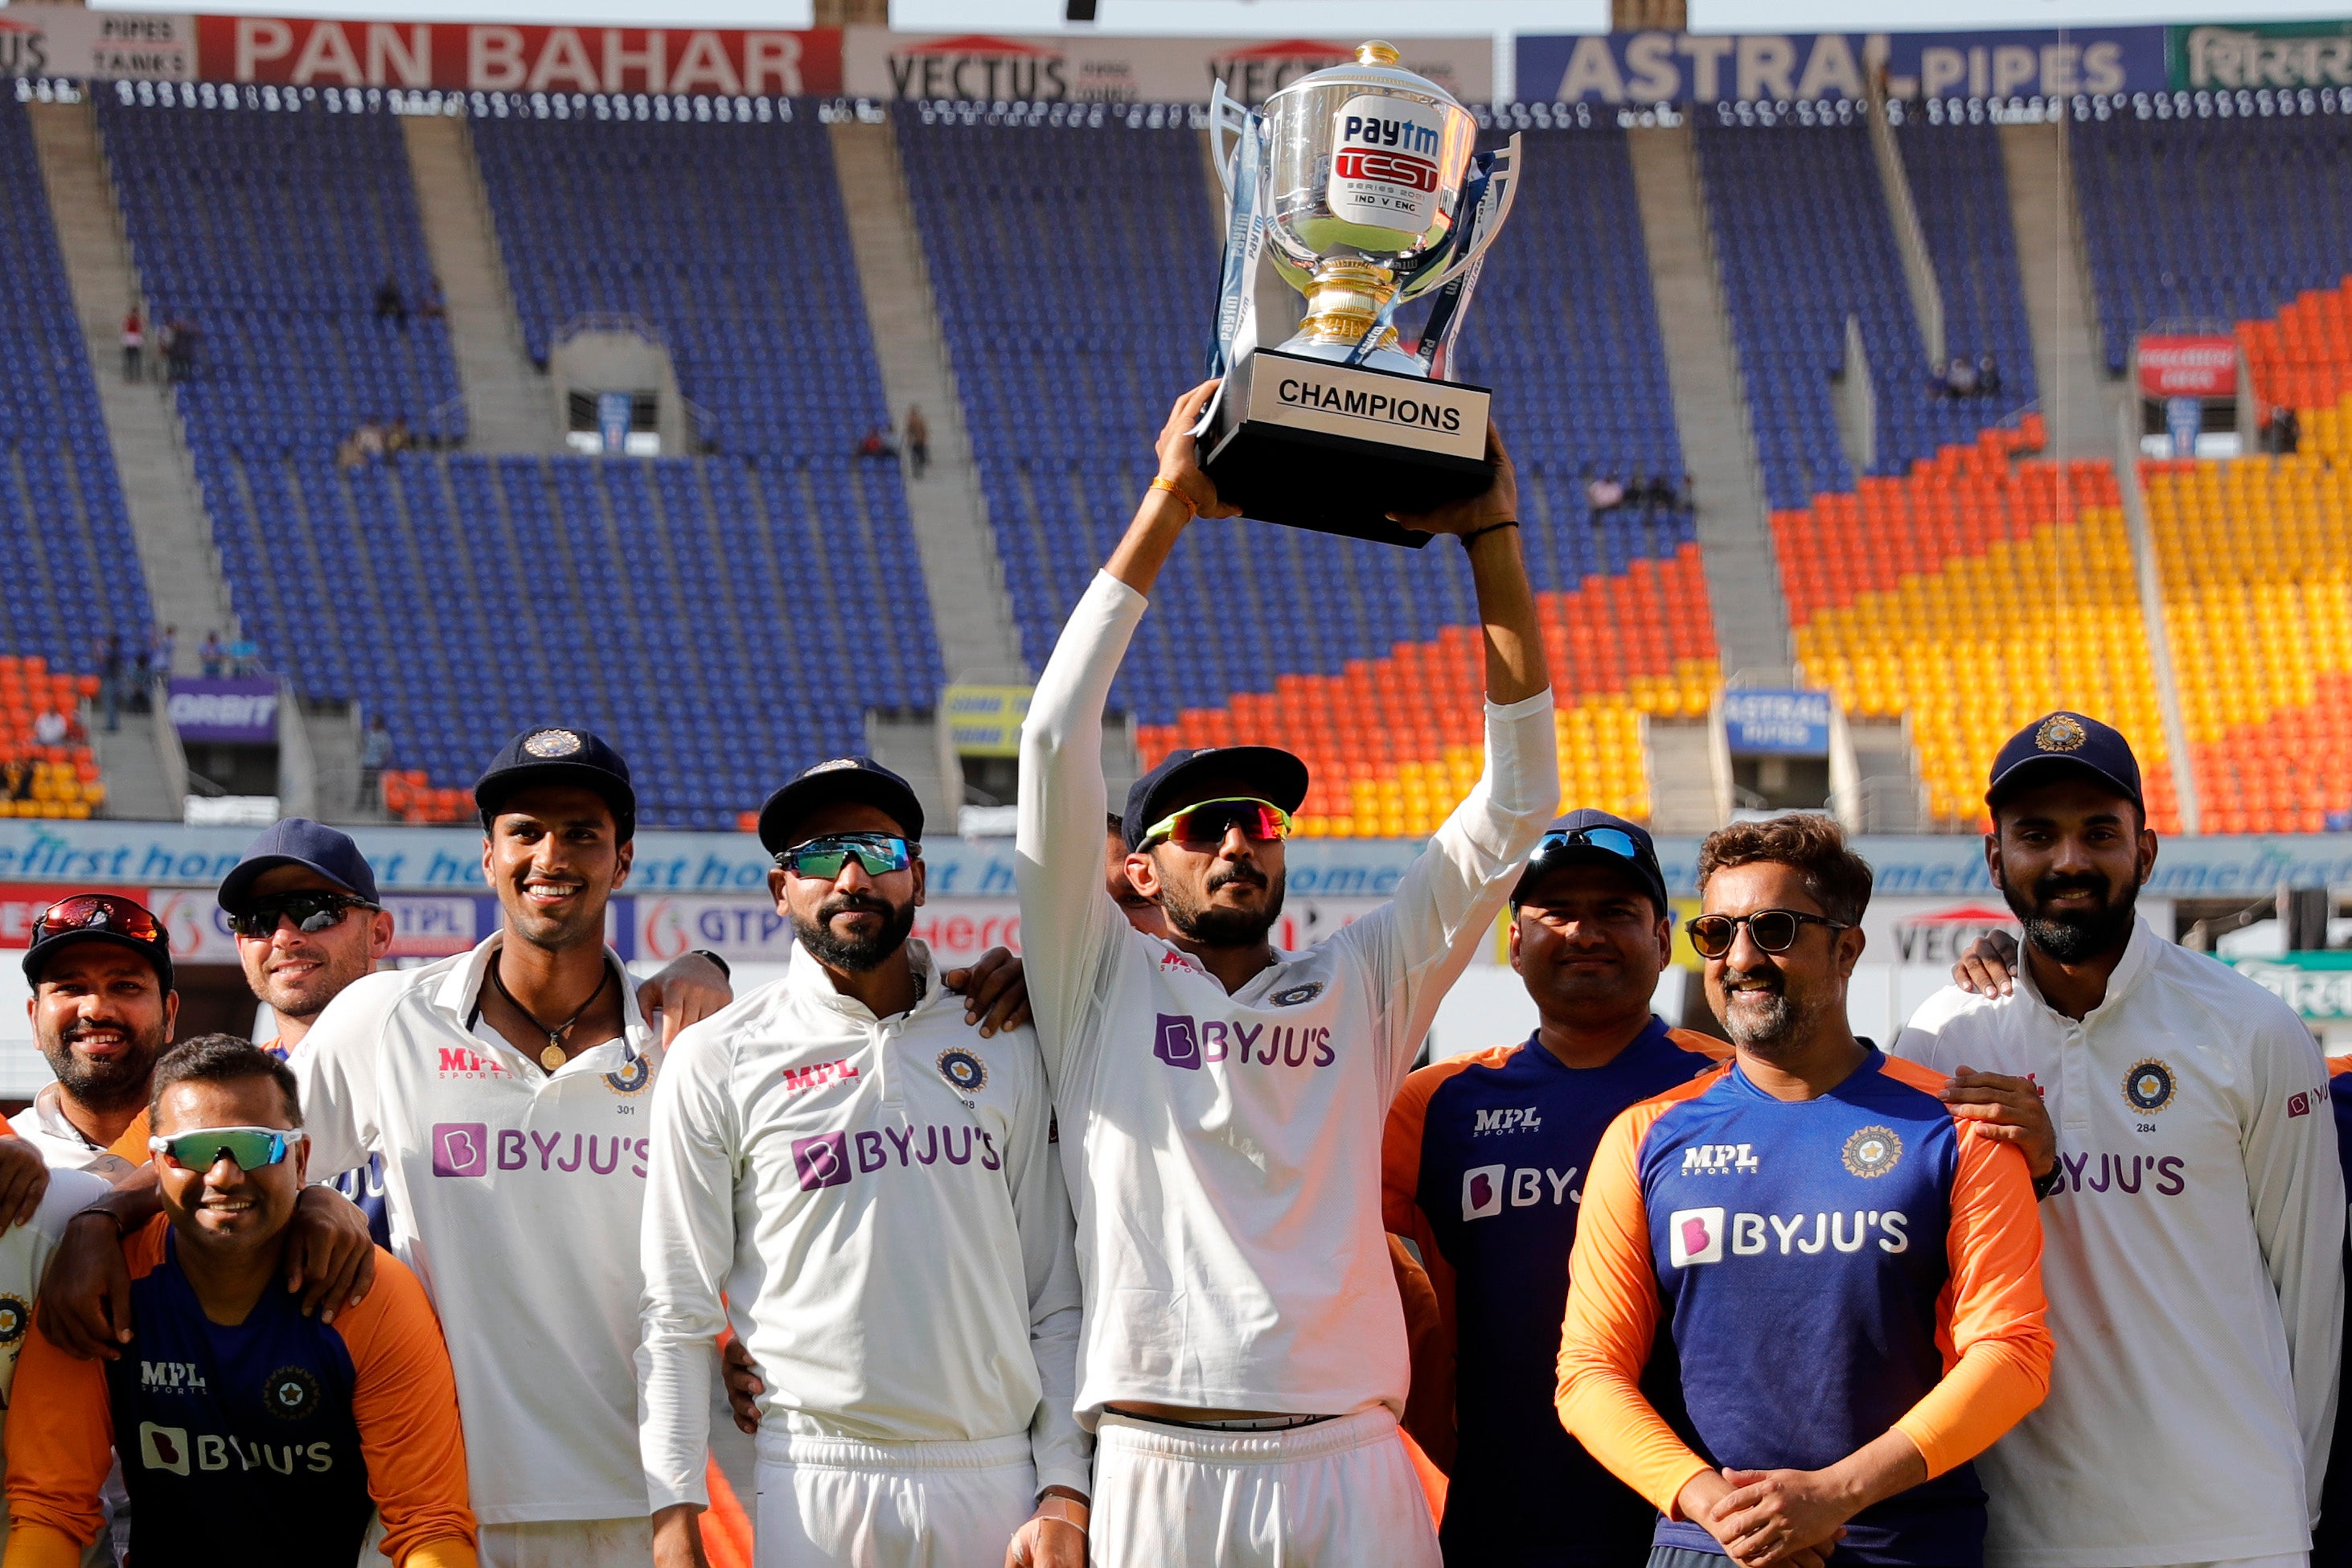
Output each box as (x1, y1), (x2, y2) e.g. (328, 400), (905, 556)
(330, 1247), (439, 1352)
(1403, 1043), (1522, 1102)
(2147, 938), (2314, 1048)
(1894, 983), (2010, 1048)
(1664, 1027), (1731, 1066)
(1874, 1051), (1960, 1110)
(666, 976), (792, 1067)
(1619, 1065), (1730, 1146)
(302, 960), (449, 1049)
(25, 1168), (113, 1246)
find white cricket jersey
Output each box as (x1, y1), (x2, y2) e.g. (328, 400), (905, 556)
(636, 939), (1087, 1511)
(0, 1167), (111, 1552)
(8, 1087), (142, 1179)
(287, 934), (662, 1525)
(1016, 570), (1558, 1422)
(1894, 917), (2345, 1568)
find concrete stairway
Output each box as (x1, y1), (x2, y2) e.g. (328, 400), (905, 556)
(28, 100), (235, 676)
(403, 114), (558, 455)
(91, 710), (179, 822)
(828, 116), (1028, 688)
(1628, 123), (1792, 679)
(2001, 121), (2118, 461)
(1647, 716), (1726, 834)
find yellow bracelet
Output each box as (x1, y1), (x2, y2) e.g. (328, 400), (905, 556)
(1148, 476), (1197, 515)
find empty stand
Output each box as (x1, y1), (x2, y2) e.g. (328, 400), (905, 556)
(1781, 420), (2182, 831)
(1698, 113), (2035, 511)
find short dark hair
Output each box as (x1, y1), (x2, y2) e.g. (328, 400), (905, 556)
(149, 1035), (301, 1127)
(1696, 815), (1874, 928)
(1106, 812), (1127, 848)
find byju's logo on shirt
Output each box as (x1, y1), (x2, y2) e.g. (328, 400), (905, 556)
(1672, 1207), (1913, 1264)
(140, 1422), (191, 1476)
(1473, 1106), (1542, 1135)
(1680, 1143), (1760, 1176)
(1462, 1163), (1580, 1219)
(794, 1125), (1007, 1192)
(1669, 1206), (1725, 1266)
(429, 1122), (647, 1179)
(794, 1132), (852, 1190)
(432, 1123), (488, 1177)
(1152, 1012), (1335, 1072)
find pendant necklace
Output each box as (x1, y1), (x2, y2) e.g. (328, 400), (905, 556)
(490, 958), (612, 1073)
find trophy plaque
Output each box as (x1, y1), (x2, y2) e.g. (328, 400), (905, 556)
(1200, 41), (1521, 548)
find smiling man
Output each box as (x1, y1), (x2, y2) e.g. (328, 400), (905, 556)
(1558, 815), (2051, 1568)
(1384, 811), (1722, 1565)
(1894, 712), (2345, 1568)
(4, 1035), (475, 1567)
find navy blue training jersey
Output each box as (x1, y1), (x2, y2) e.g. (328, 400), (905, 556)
(1385, 1017), (1722, 1566)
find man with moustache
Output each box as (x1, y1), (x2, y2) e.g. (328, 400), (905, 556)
(1383, 811), (1722, 1562)
(1017, 383), (1558, 1566)
(1558, 814), (2050, 1568)
(641, 758), (1086, 1568)
(1895, 713), (2344, 1568)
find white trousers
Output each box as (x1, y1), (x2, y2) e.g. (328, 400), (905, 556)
(1090, 1406), (1441, 1568)
(753, 1430), (1037, 1568)
(477, 1517), (655, 1568)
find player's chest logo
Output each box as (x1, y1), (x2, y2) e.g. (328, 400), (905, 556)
(1151, 1012), (1335, 1071)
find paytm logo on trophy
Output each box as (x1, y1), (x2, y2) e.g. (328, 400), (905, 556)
(1199, 41), (1520, 546)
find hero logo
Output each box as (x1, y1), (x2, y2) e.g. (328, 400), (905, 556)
(1672, 1209), (1913, 1266)
(1473, 1106), (1541, 1135)
(1328, 94), (1448, 230)
(1680, 1143), (1760, 1176)
(793, 1124), (1005, 1191)
(1462, 1164), (1581, 1219)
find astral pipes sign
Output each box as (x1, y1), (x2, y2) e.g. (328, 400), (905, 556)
(0, 10), (193, 81)
(1516, 27), (2161, 105)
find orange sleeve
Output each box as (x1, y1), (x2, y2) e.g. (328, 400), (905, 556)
(1555, 1079), (1717, 1517)
(1890, 1111), (2052, 1477)
(1389, 1233), (1455, 1474)
(1383, 1051), (1503, 1470)
(3, 1221), (166, 1554)
(103, 1108), (151, 1168)
(1667, 1027), (1733, 1065)
(330, 1250), (477, 1565)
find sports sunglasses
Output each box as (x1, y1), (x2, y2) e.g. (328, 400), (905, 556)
(1530, 825), (1648, 865)
(1136, 797), (1293, 849)
(776, 834), (913, 879)
(149, 1126), (307, 1172)
(229, 890), (379, 940)
(33, 894), (165, 947)
(1684, 909), (1851, 961)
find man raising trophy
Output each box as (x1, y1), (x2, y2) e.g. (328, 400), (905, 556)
(1015, 376), (1556, 1566)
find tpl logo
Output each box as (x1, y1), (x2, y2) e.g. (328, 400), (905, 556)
(1680, 1143), (1760, 1176)
(1462, 1163), (1581, 1220)
(1472, 1106), (1541, 1136)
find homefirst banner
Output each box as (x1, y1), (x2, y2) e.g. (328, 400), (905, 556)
(1516, 27), (2165, 105)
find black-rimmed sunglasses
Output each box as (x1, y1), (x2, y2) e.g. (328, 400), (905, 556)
(229, 891), (379, 940)
(1684, 909), (1850, 960)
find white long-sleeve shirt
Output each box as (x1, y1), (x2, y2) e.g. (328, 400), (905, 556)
(1894, 916), (2345, 1568)
(1017, 569), (1558, 1422)
(636, 939), (1088, 1509)
(286, 934), (663, 1525)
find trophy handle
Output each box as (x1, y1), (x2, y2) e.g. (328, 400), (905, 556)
(1416, 132), (1522, 299)
(1208, 81), (1251, 223)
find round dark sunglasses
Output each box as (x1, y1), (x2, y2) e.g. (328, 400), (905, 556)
(1684, 909), (1850, 960)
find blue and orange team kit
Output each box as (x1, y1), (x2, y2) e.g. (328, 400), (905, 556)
(4, 1218), (474, 1566)
(1558, 1048), (2050, 1568)
(1384, 1017), (1725, 1566)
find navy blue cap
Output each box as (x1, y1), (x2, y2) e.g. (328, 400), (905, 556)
(217, 818), (380, 913)
(22, 893), (173, 994)
(1125, 745), (1310, 848)
(1987, 711), (2144, 812)
(474, 727), (636, 843)
(1512, 808), (1672, 917)
(759, 757), (925, 852)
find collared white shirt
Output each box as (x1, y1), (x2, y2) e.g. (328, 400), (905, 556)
(8, 1086), (142, 1179)
(1017, 570), (1559, 1422)
(1895, 916), (2345, 1567)
(288, 932), (662, 1525)
(637, 939), (1086, 1511)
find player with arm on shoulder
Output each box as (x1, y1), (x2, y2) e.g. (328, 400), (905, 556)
(1384, 811), (1722, 1564)
(4, 1036), (474, 1567)
(1558, 815), (2050, 1568)
(1016, 380), (1557, 1566)
(1894, 713), (2343, 1568)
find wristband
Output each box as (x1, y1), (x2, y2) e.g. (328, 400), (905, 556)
(1459, 519), (1519, 548)
(1148, 476), (1197, 516)
(2031, 1164), (2063, 1201)
(689, 949), (731, 983)
(71, 1205), (130, 1239)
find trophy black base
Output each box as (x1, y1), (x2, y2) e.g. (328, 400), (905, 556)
(1201, 348), (1493, 550)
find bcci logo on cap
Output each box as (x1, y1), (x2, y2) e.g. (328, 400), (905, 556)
(2034, 715), (2088, 753)
(523, 729), (584, 758)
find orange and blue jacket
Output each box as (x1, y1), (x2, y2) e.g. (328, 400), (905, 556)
(1556, 1048), (2051, 1566)
(4, 1217), (476, 1568)
(1384, 1019), (1723, 1564)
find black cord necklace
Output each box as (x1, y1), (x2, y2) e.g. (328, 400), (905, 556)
(489, 956), (612, 1073)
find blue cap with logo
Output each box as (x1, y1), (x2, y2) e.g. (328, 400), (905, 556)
(217, 818), (381, 913)
(1512, 808), (1672, 917)
(1986, 711), (2144, 812)
(758, 757), (926, 852)
(474, 727), (636, 844)
(1124, 745), (1310, 849)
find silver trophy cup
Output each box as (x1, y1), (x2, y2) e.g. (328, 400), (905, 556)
(1201, 41), (1520, 546)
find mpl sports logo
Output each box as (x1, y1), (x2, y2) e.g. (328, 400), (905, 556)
(1472, 1106), (1541, 1136)
(1328, 93), (1448, 231)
